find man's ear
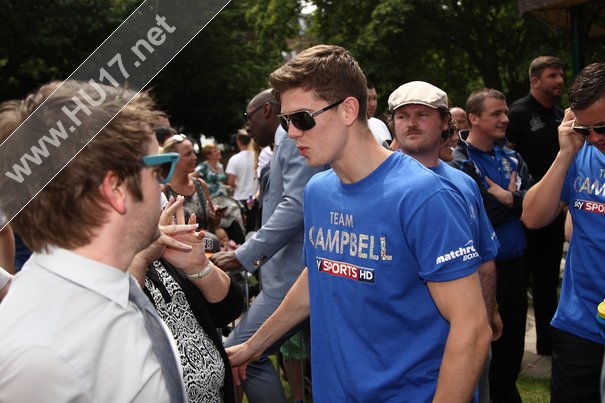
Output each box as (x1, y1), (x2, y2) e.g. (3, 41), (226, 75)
(262, 102), (273, 118)
(468, 113), (480, 126)
(99, 170), (127, 214)
(441, 115), (450, 134)
(342, 96), (360, 126)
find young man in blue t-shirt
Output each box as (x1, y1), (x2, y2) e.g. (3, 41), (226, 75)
(226, 44), (491, 402)
(522, 62), (605, 403)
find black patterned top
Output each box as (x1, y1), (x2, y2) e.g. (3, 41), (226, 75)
(144, 260), (243, 403)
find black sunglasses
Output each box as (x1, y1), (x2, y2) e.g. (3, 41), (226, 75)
(243, 104), (264, 123)
(572, 120), (605, 137)
(278, 99), (345, 132)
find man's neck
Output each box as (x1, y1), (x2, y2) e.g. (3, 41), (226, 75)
(530, 89), (556, 109)
(331, 126), (392, 184)
(466, 130), (494, 152)
(71, 214), (146, 272)
(403, 150), (440, 168)
(72, 243), (134, 272)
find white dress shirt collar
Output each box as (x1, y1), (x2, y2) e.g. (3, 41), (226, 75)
(31, 246), (130, 308)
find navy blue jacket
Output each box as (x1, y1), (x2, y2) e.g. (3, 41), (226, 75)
(451, 133), (534, 259)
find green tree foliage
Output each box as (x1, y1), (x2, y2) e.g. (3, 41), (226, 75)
(245, 0), (302, 56)
(150, 0), (300, 141)
(2, 0), (602, 140)
(305, 0), (603, 113)
(0, 0), (139, 100)
(0, 0), (299, 142)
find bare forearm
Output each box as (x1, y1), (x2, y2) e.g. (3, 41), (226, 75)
(522, 150), (574, 228)
(188, 262), (231, 303)
(434, 323), (490, 402)
(428, 273), (491, 402)
(493, 189), (513, 208)
(228, 269), (310, 380)
(247, 269), (310, 354)
(478, 261), (497, 318)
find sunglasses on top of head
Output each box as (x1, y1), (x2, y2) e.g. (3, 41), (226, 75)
(571, 120), (605, 137)
(166, 133), (187, 143)
(161, 133), (188, 149)
(141, 152), (180, 184)
(278, 99), (345, 132)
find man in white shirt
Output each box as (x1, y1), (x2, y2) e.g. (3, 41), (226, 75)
(367, 81), (392, 146)
(226, 131), (258, 202)
(0, 81), (185, 402)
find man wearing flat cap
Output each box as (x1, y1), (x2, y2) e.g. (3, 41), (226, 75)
(390, 81), (501, 403)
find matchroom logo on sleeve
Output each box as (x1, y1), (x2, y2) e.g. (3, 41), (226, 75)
(316, 258), (375, 283)
(435, 240), (479, 265)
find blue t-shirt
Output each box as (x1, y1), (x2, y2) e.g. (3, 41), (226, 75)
(553, 142), (605, 344)
(431, 161), (499, 263)
(303, 152), (481, 402)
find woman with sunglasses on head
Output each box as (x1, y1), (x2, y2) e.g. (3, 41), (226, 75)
(162, 134), (219, 232)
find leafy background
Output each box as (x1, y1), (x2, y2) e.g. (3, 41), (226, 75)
(1, 0), (603, 143)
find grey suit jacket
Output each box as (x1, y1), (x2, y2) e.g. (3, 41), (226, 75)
(235, 127), (324, 300)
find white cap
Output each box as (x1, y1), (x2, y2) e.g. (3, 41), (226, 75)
(388, 81), (448, 111)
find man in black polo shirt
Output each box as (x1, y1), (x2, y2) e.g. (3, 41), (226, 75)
(506, 55), (565, 356)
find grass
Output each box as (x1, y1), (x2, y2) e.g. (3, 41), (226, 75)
(239, 357), (550, 403)
(518, 374), (551, 403)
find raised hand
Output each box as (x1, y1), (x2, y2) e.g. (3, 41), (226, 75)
(558, 108), (585, 156)
(128, 196), (197, 284)
(162, 196), (210, 274)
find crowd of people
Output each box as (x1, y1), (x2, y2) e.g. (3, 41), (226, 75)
(0, 44), (604, 403)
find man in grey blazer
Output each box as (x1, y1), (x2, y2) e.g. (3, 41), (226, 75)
(211, 89), (324, 403)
